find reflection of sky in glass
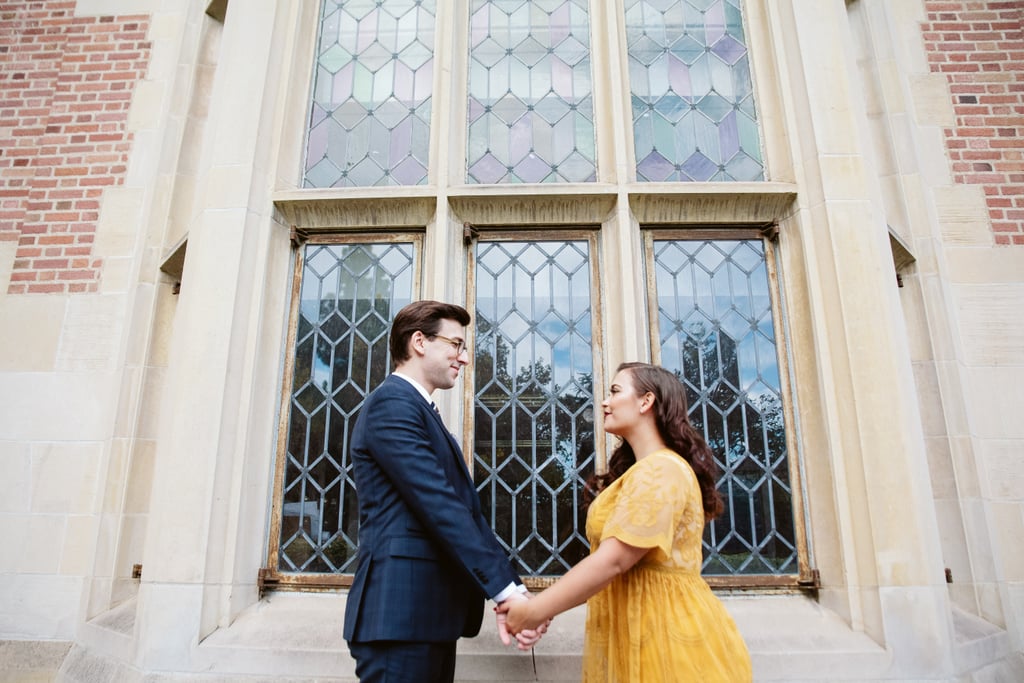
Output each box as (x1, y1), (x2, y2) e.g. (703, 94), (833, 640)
(655, 240), (778, 399)
(299, 241), (413, 409)
(477, 241), (593, 388)
(313, 341), (331, 389)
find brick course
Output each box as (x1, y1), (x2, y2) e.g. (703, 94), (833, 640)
(0, 1), (150, 293)
(922, 0), (1024, 246)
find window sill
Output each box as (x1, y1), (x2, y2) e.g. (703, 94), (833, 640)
(272, 182), (799, 232)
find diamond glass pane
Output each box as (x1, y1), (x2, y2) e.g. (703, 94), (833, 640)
(278, 242), (415, 573)
(474, 240), (596, 576)
(303, 0), (435, 187)
(627, 0), (765, 181)
(467, 0), (596, 183)
(653, 239), (795, 575)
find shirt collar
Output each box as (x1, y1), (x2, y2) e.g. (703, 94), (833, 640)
(391, 371), (434, 406)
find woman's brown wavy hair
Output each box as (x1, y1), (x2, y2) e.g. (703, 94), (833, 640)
(583, 362), (724, 521)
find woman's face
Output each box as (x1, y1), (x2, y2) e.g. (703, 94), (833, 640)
(601, 369), (647, 437)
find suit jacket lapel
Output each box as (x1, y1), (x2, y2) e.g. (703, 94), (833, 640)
(425, 399), (475, 486)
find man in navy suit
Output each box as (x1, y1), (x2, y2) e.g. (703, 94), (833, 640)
(343, 300), (543, 682)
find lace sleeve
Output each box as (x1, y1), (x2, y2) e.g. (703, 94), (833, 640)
(599, 452), (691, 556)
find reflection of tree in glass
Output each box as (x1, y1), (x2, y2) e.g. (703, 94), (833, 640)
(473, 315), (595, 575)
(672, 319), (796, 575)
(279, 244), (404, 573)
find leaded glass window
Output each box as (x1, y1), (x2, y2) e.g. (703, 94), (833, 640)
(472, 237), (599, 576)
(304, 0), (435, 187)
(273, 238), (418, 574)
(648, 234), (796, 575)
(467, 0), (596, 183)
(626, 0), (764, 181)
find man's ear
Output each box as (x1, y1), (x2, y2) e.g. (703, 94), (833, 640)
(410, 330), (427, 357)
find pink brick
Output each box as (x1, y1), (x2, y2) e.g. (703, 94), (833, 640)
(924, 0), (1024, 246)
(2, 5), (149, 295)
(26, 282), (66, 294)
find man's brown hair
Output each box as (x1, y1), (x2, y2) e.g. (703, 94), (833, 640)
(389, 300), (471, 365)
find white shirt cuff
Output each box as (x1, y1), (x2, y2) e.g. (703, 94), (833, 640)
(492, 582), (526, 603)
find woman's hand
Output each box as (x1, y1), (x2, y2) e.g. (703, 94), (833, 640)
(513, 621), (547, 648)
(497, 597), (544, 635)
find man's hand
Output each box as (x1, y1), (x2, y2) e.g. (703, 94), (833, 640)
(495, 592), (551, 650)
(495, 592), (528, 647)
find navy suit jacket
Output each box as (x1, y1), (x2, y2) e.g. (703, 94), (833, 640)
(342, 374), (521, 643)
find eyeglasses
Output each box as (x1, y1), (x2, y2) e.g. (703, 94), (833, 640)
(430, 334), (470, 356)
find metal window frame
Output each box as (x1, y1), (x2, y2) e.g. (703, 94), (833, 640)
(464, 227), (606, 589)
(643, 226), (815, 591)
(263, 231), (423, 593)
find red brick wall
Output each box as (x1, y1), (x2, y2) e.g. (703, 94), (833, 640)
(0, 1), (150, 294)
(921, 1), (1024, 246)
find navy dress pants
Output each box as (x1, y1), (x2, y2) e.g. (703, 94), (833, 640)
(348, 640), (458, 683)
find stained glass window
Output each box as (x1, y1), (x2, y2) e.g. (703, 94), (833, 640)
(473, 238), (598, 575)
(627, 0), (764, 181)
(304, 0), (435, 187)
(650, 236), (795, 574)
(276, 240), (417, 573)
(279, 1), (801, 589)
(467, 0), (596, 183)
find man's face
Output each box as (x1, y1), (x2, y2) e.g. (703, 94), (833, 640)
(422, 318), (469, 392)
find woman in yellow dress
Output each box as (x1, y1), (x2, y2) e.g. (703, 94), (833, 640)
(499, 362), (752, 682)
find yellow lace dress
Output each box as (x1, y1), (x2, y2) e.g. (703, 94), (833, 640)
(582, 449), (752, 682)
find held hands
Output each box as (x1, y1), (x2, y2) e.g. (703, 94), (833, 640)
(495, 592), (550, 649)
(495, 592), (550, 650)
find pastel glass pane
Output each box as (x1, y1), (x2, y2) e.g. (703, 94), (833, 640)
(304, 0), (435, 187)
(467, 0), (596, 183)
(278, 242), (416, 573)
(474, 240), (596, 576)
(627, 0), (764, 181)
(653, 239), (795, 575)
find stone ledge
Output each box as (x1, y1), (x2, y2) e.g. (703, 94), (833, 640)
(0, 639), (71, 671)
(39, 590), (1024, 682)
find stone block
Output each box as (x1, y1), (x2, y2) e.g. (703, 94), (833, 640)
(19, 516), (67, 574)
(933, 186), (993, 247)
(55, 295), (126, 373)
(989, 503), (1024, 582)
(982, 441), (1024, 502)
(30, 442), (102, 514)
(0, 639), (71, 679)
(0, 442), (31, 513)
(93, 188), (145, 259)
(955, 285), (1024, 368)
(61, 516), (99, 576)
(908, 73), (956, 128)
(965, 368), (1024, 440)
(0, 576), (83, 640)
(0, 298), (65, 372)
(0, 373), (118, 442)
